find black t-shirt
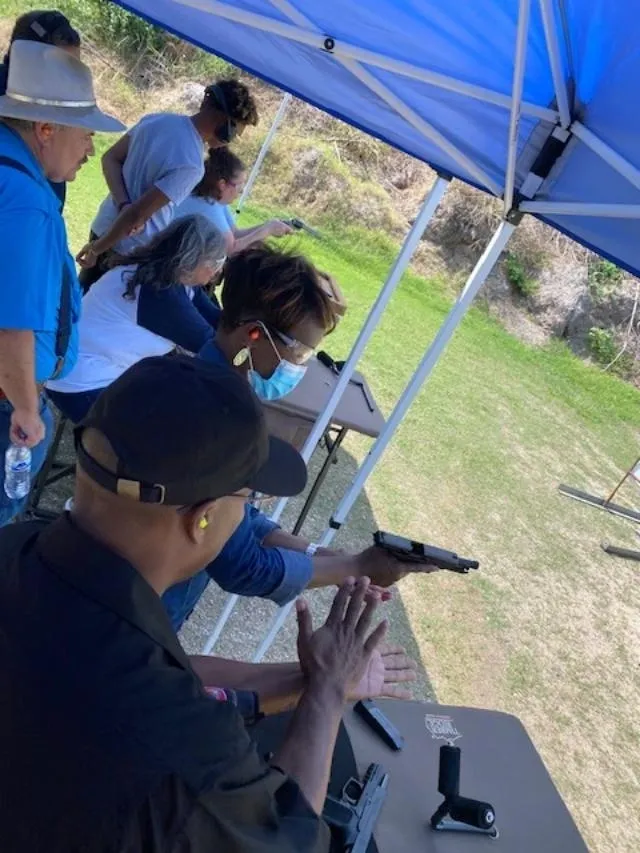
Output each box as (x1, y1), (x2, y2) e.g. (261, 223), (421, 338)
(0, 516), (329, 853)
(0, 60), (66, 209)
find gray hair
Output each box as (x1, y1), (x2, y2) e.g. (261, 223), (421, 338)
(118, 214), (226, 300)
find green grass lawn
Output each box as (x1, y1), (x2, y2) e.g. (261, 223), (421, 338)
(63, 149), (640, 851)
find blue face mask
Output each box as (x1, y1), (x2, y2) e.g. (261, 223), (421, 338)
(249, 358), (307, 401)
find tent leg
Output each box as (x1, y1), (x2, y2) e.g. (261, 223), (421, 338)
(202, 593), (239, 655)
(268, 174), (450, 526)
(236, 93), (292, 211)
(253, 220), (515, 662)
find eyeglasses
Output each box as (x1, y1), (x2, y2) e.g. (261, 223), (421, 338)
(267, 326), (316, 364)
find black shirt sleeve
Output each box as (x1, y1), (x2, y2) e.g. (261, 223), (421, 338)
(184, 764), (331, 853)
(136, 283), (216, 353)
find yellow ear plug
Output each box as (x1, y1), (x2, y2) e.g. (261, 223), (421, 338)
(199, 517), (209, 530)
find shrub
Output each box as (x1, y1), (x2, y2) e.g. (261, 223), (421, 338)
(588, 327), (634, 375)
(588, 258), (623, 300)
(504, 252), (538, 298)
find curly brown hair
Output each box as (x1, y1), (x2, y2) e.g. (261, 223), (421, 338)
(193, 147), (246, 201)
(221, 245), (337, 337)
(202, 79), (259, 126)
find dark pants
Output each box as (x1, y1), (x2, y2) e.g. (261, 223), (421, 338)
(77, 231), (113, 294)
(46, 388), (103, 425)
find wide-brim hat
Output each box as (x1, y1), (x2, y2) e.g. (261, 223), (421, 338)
(0, 41), (124, 133)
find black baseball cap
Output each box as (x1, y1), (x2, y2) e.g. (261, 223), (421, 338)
(75, 355), (307, 505)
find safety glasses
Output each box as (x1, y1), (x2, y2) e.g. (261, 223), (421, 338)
(267, 326), (316, 364)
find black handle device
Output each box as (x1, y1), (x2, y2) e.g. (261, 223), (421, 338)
(354, 699), (405, 751)
(430, 744), (498, 838)
(373, 530), (479, 574)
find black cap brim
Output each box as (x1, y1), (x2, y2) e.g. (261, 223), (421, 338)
(248, 435), (307, 497)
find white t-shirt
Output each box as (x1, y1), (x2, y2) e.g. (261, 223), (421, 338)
(175, 195), (235, 237)
(47, 266), (185, 394)
(92, 113), (205, 254)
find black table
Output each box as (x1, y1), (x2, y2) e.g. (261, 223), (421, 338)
(343, 699), (588, 853)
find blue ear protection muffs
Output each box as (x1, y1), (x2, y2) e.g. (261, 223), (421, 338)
(207, 84), (237, 144)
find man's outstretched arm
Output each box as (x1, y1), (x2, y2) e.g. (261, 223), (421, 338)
(189, 642), (416, 716)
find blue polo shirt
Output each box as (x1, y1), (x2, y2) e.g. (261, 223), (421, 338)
(160, 339), (314, 632)
(0, 124), (80, 382)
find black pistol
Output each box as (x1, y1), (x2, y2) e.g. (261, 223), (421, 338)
(323, 763), (388, 852)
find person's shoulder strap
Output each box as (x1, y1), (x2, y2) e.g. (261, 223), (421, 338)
(51, 263), (73, 379)
(0, 154), (74, 379)
(0, 154), (36, 181)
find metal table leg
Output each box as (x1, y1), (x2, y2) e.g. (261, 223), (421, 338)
(292, 427), (347, 535)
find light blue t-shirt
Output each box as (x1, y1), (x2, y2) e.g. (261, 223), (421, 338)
(92, 113), (205, 254)
(0, 124), (80, 382)
(175, 194), (235, 237)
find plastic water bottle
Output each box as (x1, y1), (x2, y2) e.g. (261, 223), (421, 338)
(4, 443), (32, 500)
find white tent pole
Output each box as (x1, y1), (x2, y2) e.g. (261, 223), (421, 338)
(503, 0), (531, 215)
(570, 122), (640, 192)
(202, 593), (239, 654)
(178, 0), (557, 122)
(520, 201), (640, 217)
(236, 93), (292, 212)
(268, 175), (450, 526)
(538, 0), (572, 128)
(253, 220), (516, 662)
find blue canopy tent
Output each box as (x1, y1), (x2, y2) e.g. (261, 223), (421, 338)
(114, 0), (640, 658)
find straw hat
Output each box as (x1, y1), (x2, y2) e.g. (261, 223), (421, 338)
(0, 41), (124, 132)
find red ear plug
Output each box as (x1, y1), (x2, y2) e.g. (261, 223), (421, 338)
(249, 328), (260, 341)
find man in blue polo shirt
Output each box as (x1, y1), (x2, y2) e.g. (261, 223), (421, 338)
(0, 41), (123, 524)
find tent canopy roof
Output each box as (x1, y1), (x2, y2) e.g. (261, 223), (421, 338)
(115, 0), (640, 276)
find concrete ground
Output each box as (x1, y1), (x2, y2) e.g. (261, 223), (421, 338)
(37, 416), (436, 701)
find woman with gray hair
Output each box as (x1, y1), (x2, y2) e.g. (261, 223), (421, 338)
(47, 215), (226, 423)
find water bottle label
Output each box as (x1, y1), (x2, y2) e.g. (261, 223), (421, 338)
(9, 461), (30, 473)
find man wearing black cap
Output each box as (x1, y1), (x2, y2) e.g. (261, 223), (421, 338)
(0, 355), (391, 852)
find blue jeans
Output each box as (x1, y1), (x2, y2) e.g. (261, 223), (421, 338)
(162, 571), (211, 632)
(0, 395), (54, 526)
(46, 387), (103, 424)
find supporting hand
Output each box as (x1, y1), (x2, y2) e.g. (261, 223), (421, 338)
(350, 643), (417, 701)
(296, 577), (388, 701)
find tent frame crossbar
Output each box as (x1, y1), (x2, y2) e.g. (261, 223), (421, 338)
(264, 0), (501, 194)
(177, 0), (558, 119)
(520, 201), (640, 218)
